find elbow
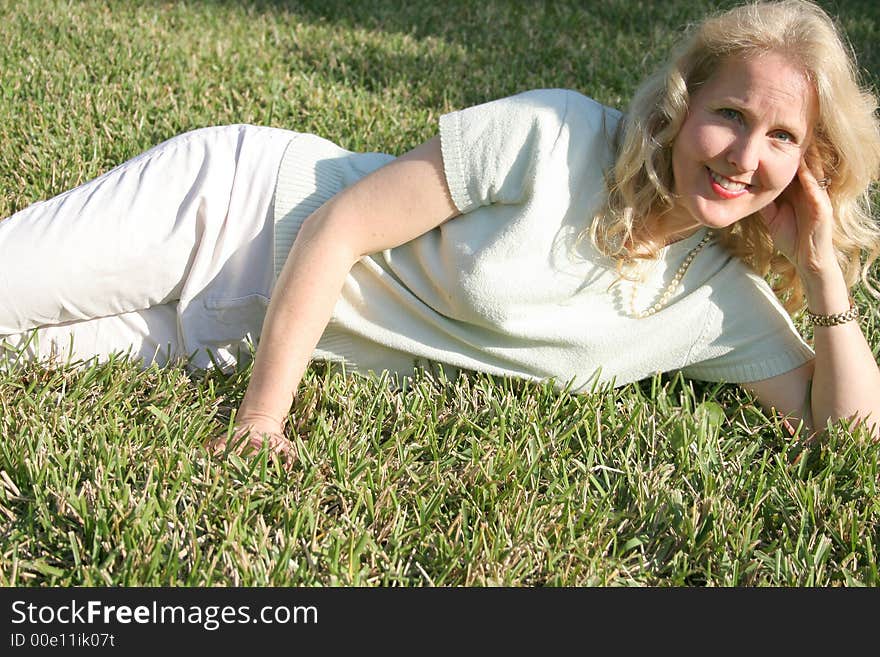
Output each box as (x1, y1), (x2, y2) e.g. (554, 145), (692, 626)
(298, 204), (361, 269)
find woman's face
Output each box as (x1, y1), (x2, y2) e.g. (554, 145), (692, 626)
(668, 52), (817, 235)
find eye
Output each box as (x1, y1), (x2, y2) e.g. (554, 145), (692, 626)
(770, 129), (796, 144)
(717, 107), (742, 122)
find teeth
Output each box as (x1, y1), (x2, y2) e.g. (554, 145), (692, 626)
(709, 170), (747, 192)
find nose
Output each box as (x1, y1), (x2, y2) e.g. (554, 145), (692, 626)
(726, 130), (761, 172)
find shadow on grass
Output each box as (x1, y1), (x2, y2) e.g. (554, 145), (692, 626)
(161, 0), (880, 101)
(124, 0), (746, 111)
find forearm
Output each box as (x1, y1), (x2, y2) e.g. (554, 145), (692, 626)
(232, 135), (455, 433)
(237, 207), (356, 428)
(803, 265), (880, 439)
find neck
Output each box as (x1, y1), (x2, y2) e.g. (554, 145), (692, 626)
(636, 211), (703, 249)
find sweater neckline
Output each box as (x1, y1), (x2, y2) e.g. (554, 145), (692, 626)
(661, 226), (711, 257)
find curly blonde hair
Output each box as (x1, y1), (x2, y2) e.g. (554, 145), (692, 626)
(588, 0), (880, 313)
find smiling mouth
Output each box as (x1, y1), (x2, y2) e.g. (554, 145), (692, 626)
(707, 168), (751, 198)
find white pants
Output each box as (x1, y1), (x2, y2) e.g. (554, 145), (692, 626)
(0, 124), (299, 372)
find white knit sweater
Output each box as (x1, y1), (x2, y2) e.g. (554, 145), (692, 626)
(271, 89), (815, 392)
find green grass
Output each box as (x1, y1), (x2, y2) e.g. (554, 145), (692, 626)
(1, 0), (879, 586)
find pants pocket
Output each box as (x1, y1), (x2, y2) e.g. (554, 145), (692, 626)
(204, 293), (270, 313)
(193, 293), (271, 371)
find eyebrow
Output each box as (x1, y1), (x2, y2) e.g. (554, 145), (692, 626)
(714, 96), (807, 140)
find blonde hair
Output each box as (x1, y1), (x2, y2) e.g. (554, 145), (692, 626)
(588, 0), (880, 313)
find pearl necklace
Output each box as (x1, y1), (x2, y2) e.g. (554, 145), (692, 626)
(627, 230), (714, 319)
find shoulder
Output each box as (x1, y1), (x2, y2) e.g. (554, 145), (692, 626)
(442, 88), (621, 151)
(513, 89), (623, 153)
(449, 88), (618, 124)
(437, 89), (622, 210)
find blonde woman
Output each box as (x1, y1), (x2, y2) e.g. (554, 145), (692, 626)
(1, 1), (878, 461)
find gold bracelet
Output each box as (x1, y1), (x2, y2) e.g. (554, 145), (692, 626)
(805, 296), (860, 327)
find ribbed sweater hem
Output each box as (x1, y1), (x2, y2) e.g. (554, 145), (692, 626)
(272, 135), (346, 277)
(683, 343), (815, 383)
(439, 112), (475, 213)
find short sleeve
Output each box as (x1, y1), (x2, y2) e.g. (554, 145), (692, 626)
(681, 263), (815, 383)
(438, 89), (574, 214)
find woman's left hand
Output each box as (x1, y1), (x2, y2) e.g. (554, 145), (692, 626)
(757, 149), (837, 278)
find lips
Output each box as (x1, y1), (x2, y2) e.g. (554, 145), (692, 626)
(707, 167), (750, 199)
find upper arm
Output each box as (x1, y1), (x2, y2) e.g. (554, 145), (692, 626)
(740, 359), (816, 437)
(314, 135), (460, 260)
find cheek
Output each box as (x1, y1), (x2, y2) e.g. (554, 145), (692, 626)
(673, 120), (733, 170)
(671, 123), (701, 179)
(691, 124), (733, 159)
(763, 158), (801, 193)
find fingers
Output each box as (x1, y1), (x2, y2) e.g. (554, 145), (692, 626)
(787, 147), (834, 239)
(799, 144), (830, 195)
(206, 426), (296, 469)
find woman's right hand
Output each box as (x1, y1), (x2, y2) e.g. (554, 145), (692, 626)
(206, 416), (294, 468)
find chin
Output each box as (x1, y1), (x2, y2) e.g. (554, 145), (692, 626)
(700, 215), (745, 230)
(689, 198), (754, 230)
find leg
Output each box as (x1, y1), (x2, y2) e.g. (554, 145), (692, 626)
(0, 124), (297, 369)
(0, 303), (182, 370)
(1, 129), (207, 333)
(0, 125), (291, 334)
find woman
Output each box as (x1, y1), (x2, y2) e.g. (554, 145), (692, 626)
(2, 0), (879, 461)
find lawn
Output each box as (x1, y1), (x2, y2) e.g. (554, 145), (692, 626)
(0, 0), (878, 586)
